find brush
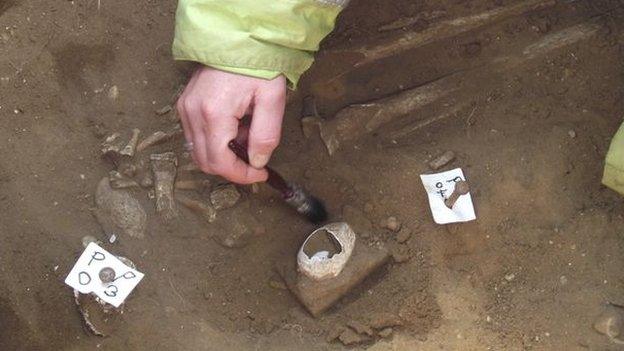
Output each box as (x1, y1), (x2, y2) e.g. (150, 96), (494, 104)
(228, 140), (328, 224)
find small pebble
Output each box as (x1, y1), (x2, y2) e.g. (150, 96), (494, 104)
(396, 227), (411, 243)
(250, 183), (260, 194)
(384, 216), (401, 232)
(210, 184), (241, 210)
(428, 150), (456, 170)
(326, 324), (346, 343)
(82, 235), (99, 248)
(378, 327), (393, 338)
(391, 246), (410, 263)
(369, 312), (403, 329)
(347, 320), (374, 336)
(107, 85), (119, 100)
(504, 273), (515, 282)
(268, 279), (287, 290)
(568, 130), (577, 138)
(593, 306), (623, 338)
(339, 328), (368, 346)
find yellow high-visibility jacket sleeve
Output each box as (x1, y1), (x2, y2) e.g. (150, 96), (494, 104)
(603, 121), (624, 195)
(173, 0), (347, 87)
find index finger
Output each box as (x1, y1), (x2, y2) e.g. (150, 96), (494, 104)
(204, 112), (267, 184)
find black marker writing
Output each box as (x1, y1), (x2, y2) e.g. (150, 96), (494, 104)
(114, 271), (137, 282)
(78, 271), (91, 285)
(447, 176), (463, 183)
(88, 251), (106, 266)
(104, 284), (118, 297)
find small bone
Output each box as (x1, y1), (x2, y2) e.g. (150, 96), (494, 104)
(445, 181), (470, 208)
(329, 0), (555, 68)
(429, 151), (456, 170)
(119, 128), (141, 157)
(101, 133), (125, 165)
(108, 170), (140, 189)
(73, 290), (106, 337)
(155, 105), (172, 116)
(176, 194), (217, 223)
(137, 127), (183, 153)
(150, 152), (178, 221)
(137, 131), (167, 152)
(179, 163), (201, 172)
(175, 179), (211, 191)
(139, 173), (153, 188)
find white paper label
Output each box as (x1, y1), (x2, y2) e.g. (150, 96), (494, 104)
(420, 168), (476, 224)
(65, 242), (144, 307)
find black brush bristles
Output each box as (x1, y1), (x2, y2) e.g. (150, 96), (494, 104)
(284, 183), (328, 224)
(228, 140), (329, 223)
(302, 195), (328, 224)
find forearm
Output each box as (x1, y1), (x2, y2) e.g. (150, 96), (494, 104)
(173, 0), (348, 87)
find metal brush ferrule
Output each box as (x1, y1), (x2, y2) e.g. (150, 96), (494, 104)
(284, 183), (311, 215)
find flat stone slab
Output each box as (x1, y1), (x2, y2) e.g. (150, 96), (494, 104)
(278, 239), (390, 317)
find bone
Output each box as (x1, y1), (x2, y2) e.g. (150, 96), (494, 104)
(108, 170), (140, 189)
(377, 10), (447, 32)
(155, 104), (173, 116)
(174, 179), (211, 191)
(94, 177), (147, 239)
(176, 194), (217, 224)
(120, 128), (140, 157)
(327, 0), (555, 69)
(150, 152), (178, 221)
(321, 21), (601, 154)
(445, 181), (470, 208)
(179, 163), (201, 172)
(101, 133), (125, 165)
(429, 151), (456, 170)
(320, 77), (455, 155)
(136, 126), (182, 153)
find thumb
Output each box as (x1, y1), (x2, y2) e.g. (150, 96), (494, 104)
(248, 86), (286, 169)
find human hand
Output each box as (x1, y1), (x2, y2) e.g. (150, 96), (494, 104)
(176, 66), (286, 184)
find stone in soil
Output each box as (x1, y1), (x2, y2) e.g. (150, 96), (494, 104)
(347, 320), (374, 336)
(210, 184), (241, 210)
(301, 116), (323, 139)
(428, 150), (456, 170)
(378, 327), (393, 338)
(338, 328), (369, 346)
(383, 216), (401, 232)
(94, 177), (147, 239)
(326, 324), (346, 342)
(396, 227), (412, 243)
(369, 312), (403, 329)
(391, 245), (411, 263)
(212, 204), (259, 248)
(268, 278), (287, 290)
(593, 304), (624, 338)
(278, 238), (390, 317)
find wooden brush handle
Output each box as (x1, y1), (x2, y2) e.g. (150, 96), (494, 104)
(228, 140), (293, 197)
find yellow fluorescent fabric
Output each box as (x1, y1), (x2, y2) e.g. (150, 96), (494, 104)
(603, 121), (624, 195)
(173, 0), (343, 86)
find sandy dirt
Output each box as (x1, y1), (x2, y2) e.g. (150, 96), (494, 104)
(2, 0), (624, 350)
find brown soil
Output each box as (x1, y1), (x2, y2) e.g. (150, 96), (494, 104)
(2, 0), (624, 350)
